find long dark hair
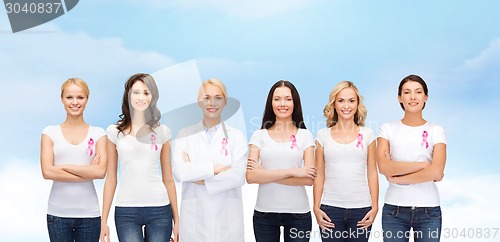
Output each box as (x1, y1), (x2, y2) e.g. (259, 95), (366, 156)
(116, 73), (161, 135)
(398, 74), (428, 110)
(261, 80), (306, 129)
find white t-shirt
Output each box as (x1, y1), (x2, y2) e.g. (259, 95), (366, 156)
(316, 126), (375, 208)
(249, 128), (315, 213)
(107, 124), (172, 207)
(43, 125), (106, 218)
(379, 121), (447, 207)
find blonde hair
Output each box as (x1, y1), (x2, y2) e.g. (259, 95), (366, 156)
(197, 78), (228, 99)
(60, 78), (90, 98)
(324, 81), (367, 127)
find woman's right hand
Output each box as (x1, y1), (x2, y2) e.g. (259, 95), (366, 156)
(100, 223), (110, 242)
(314, 207), (334, 231)
(292, 166), (317, 179)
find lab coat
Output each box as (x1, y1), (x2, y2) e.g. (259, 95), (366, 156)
(173, 121), (248, 242)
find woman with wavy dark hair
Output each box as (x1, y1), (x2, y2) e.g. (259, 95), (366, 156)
(100, 73), (179, 242)
(247, 80), (316, 242)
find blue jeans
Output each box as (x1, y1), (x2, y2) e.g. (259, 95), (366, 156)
(319, 205), (372, 242)
(382, 204), (442, 242)
(253, 210), (312, 242)
(47, 215), (100, 242)
(115, 204), (173, 242)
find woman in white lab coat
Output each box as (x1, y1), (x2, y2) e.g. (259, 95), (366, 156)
(172, 78), (248, 242)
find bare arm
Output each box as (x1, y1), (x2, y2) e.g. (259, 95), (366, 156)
(61, 136), (108, 180)
(357, 141), (379, 229)
(376, 137), (429, 177)
(40, 134), (86, 182)
(99, 139), (118, 242)
(161, 140), (179, 242)
(275, 146), (315, 186)
(388, 143), (447, 185)
(313, 141), (334, 230)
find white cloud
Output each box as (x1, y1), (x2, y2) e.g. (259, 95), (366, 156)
(0, 159), (51, 241)
(128, 0), (320, 19)
(461, 38), (500, 73)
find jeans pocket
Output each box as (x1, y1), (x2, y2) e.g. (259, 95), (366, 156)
(87, 216), (101, 225)
(253, 210), (268, 218)
(382, 204), (399, 218)
(292, 212), (311, 219)
(47, 214), (59, 224)
(425, 206), (442, 219)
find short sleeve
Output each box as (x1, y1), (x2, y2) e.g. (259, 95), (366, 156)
(161, 125), (172, 144)
(249, 129), (264, 149)
(42, 126), (54, 140)
(301, 129), (315, 149)
(315, 128), (326, 147)
(432, 125), (447, 145)
(93, 127), (106, 140)
(378, 122), (391, 141)
(366, 127), (376, 145)
(106, 124), (119, 144)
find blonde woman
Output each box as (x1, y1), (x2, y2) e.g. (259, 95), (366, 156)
(41, 78), (107, 242)
(313, 81), (378, 242)
(172, 78), (248, 242)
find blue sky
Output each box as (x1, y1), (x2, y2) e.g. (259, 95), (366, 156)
(1, 1), (499, 241)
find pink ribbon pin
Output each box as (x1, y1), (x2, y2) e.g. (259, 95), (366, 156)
(356, 134), (364, 149)
(221, 138), (228, 156)
(151, 134), (158, 151)
(290, 135), (299, 150)
(87, 138), (94, 156)
(421, 131), (429, 149)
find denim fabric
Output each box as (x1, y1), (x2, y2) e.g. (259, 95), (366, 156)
(382, 204), (442, 242)
(47, 215), (100, 242)
(115, 204), (173, 242)
(253, 210), (312, 242)
(319, 205), (372, 242)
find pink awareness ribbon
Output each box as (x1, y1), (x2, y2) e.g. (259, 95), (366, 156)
(221, 138), (228, 156)
(290, 135), (299, 150)
(421, 130), (429, 149)
(87, 138), (94, 156)
(356, 134), (364, 149)
(151, 134), (158, 151)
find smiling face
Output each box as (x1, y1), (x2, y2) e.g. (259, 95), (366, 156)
(334, 87), (358, 122)
(61, 83), (88, 117)
(129, 81), (151, 112)
(398, 80), (428, 112)
(198, 84), (226, 122)
(272, 86), (294, 121)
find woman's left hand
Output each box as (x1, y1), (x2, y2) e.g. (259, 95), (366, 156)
(357, 207), (378, 229)
(170, 220), (180, 242)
